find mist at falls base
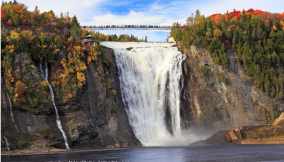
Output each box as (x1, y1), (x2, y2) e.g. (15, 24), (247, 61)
(102, 42), (201, 146)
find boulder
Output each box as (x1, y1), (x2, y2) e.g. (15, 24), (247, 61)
(273, 113), (284, 127)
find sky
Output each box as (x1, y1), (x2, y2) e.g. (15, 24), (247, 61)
(5, 0), (284, 25)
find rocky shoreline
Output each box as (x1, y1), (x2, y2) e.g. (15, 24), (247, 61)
(3, 112), (284, 155)
(224, 113), (284, 144)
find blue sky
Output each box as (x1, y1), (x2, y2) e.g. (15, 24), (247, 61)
(7, 0), (284, 25)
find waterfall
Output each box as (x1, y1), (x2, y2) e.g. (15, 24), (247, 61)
(42, 61), (70, 150)
(3, 136), (10, 151)
(6, 91), (19, 132)
(102, 42), (192, 146)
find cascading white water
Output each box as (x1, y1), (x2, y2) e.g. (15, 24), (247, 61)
(102, 42), (192, 146)
(3, 136), (10, 151)
(41, 62), (70, 150)
(6, 91), (19, 132)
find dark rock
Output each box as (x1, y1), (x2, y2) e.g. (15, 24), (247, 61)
(1, 46), (140, 151)
(78, 46), (140, 147)
(126, 47), (133, 51)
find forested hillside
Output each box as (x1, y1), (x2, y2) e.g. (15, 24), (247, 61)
(1, 1), (139, 111)
(1, 2), (140, 150)
(171, 9), (284, 98)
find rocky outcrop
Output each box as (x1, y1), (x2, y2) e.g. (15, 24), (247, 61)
(180, 45), (283, 133)
(224, 113), (284, 144)
(273, 113), (284, 127)
(1, 46), (140, 151)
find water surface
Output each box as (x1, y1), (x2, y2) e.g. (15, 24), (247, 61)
(3, 145), (284, 162)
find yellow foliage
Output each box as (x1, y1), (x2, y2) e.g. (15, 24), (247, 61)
(73, 45), (82, 53)
(213, 28), (222, 38)
(40, 80), (49, 87)
(58, 70), (69, 84)
(5, 44), (15, 53)
(13, 3), (26, 14)
(75, 62), (87, 71)
(15, 80), (26, 98)
(87, 46), (97, 64)
(9, 31), (20, 41)
(6, 69), (14, 83)
(76, 72), (85, 83)
(20, 30), (33, 40)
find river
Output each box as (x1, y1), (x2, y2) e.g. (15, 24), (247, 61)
(3, 145), (284, 162)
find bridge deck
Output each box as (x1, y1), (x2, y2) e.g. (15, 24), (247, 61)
(82, 26), (171, 30)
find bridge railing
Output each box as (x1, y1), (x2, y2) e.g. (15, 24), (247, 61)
(82, 25), (172, 30)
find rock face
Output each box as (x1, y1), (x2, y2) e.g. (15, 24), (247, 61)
(180, 45), (283, 133)
(2, 43), (283, 151)
(1, 47), (140, 151)
(224, 113), (284, 144)
(78, 46), (140, 148)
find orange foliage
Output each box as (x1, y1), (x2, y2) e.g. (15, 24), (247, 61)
(210, 14), (223, 24)
(15, 80), (26, 99)
(210, 9), (284, 24)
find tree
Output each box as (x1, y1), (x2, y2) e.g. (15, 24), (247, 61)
(70, 16), (81, 40)
(170, 9), (284, 98)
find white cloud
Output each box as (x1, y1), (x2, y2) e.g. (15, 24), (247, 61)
(5, 0), (284, 25)
(14, 0), (104, 15)
(91, 0), (284, 26)
(8, 0), (105, 25)
(92, 10), (175, 25)
(90, 1), (189, 26)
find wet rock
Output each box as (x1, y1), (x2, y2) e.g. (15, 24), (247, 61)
(224, 128), (242, 144)
(126, 47), (133, 51)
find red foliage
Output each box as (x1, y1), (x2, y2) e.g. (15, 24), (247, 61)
(210, 9), (284, 24)
(210, 14), (223, 24)
(276, 12), (284, 19)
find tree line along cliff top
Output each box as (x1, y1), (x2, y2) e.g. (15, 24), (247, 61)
(171, 9), (284, 99)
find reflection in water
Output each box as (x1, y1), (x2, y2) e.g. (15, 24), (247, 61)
(3, 145), (284, 162)
(92, 29), (170, 42)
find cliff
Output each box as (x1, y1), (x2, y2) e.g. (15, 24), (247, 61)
(2, 43), (283, 152)
(1, 46), (140, 152)
(180, 45), (283, 133)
